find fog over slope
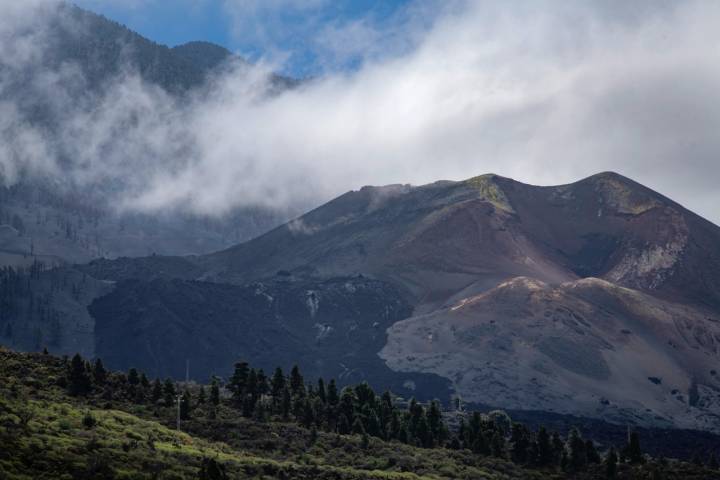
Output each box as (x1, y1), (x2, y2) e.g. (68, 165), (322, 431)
(0, 3), (299, 263)
(0, 1), (719, 223)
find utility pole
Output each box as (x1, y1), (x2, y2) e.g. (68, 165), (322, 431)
(185, 359), (189, 384)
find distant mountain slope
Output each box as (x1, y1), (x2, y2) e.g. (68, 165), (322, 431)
(171, 41), (237, 76)
(170, 40), (299, 91)
(0, 182), (290, 267)
(2, 3), (203, 128)
(87, 275), (449, 399)
(0, 3), (299, 266)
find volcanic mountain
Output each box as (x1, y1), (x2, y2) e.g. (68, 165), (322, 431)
(202, 172), (720, 309)
(60, 171), (720, 434)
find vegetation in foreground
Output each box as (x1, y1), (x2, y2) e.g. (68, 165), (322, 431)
(1, 348), (719, 479)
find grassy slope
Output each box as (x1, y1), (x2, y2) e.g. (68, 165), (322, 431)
(0, 348), (717, 479)
(0, 349), (554, 479)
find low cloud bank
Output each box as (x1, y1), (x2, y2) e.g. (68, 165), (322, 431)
(1, 1), (719, 223)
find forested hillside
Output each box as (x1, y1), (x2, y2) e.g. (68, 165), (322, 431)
(1, 348), (719, 479)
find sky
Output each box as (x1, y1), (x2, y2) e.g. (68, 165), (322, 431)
(73, 0), (421, 77)
(1, 0), (720, 225)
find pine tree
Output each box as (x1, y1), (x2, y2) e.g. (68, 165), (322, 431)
(586, 439), (601, 464)
(256, 369), (268, 396)
(625, 431), (644, 464)
(427, 400), (444, 445)
(536, 427), (553, 466)
(242, 394), (255, 418)
(408, 398), (423, 436)
(199, 457), (228, 480)
(246, 369), (259, 400)
(472, 434), (489, 455)
(709, 453), (719, 469)
(127, 368), (140, 386)
(163, 378), (176, 407)
(468, 411), (482, 440)
(363, 406), (382, 438)
(210, 377), (220, 406)
(389, 410), (401, 440)
(301, 399), (316, 428)
(82, 411), (96, 429)
(339, 388), (355, 422)
(398, 422), (410, 444)
(458, 417), (467, 447)
(361, 432), (370, 449)
(511, 423), (530, 464)
(93, 358), (107, 385)
(337, 413), (351, 434)
(488, 410), (512, 436)
(290, 365), (305, 397)
(568, 428), (587, 471)
(229, 361), (249, 402)
(180, 391), (191, 420)
(551, 431), (565, 465)
(255, 398), (267, 422)
(416, 413), (432, 448)
(68, 353), (91, 396)
(151, 379), (162, 403)
(352, 416), (366, 435)
(560, 449), (569, 472)
(198, 385), (207, 404)
(140, 373), (150, 388)
(379, 391), (394, 439)
(326, 379), (339, 406)
(605, 447), (618, 478)
(306, 422), (317, 443)
(134, 386), (146, 404)
(354, 382), (376, 408)
(317, 378), (326, 403)
(292, 396), (304, 419)
(491, 430), (505, 458)
(271, 367), (285, 399)
(281, 387), (292, 420)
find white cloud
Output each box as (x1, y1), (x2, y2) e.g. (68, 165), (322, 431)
(1, 0), (720, 225)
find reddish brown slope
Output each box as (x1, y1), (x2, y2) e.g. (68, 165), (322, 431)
(201, 172), (720, 311)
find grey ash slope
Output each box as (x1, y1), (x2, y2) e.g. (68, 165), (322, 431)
(381, 276), (720, 432)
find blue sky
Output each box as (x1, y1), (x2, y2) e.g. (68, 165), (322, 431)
(74, 0), (420, 77)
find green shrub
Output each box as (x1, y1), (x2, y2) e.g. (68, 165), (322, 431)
(83, 412), (97, 429)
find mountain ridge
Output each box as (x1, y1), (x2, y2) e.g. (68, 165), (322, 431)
(199, 170), (720, 309)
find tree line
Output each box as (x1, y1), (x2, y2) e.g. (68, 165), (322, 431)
(61, 351), (719, 477)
